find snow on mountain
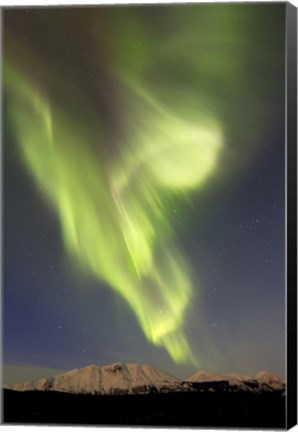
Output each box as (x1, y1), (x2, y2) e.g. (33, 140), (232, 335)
(6, 364), (286, 396)
(186, 370), (285, 393)
(255, 371), (285, 391)
(185, 370), (254, 392)
(186, 370), (224, 383)
(222, 372), (252, 382)
(8, 363), (185, 395)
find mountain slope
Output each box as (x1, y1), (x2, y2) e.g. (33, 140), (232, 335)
(186, 370), (224, 382)
(8, 363), (185, 395)
(255, 371), (285, 391)
(186, 369), (285, 393)
(6, 363), (286, 396)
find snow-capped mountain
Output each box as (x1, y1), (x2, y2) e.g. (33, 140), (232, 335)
(186, 370), (285, 393)
(6, 363), (285, 396)
(186, 370), (224, 383)
(255, 371), (285, 391)
(7, 363), (185, 395)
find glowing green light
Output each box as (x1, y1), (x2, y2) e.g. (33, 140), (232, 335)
(4, 58), (222, 364)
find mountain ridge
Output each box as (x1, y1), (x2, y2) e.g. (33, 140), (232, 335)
(6, 362), (185, 395)
(5, 362), (285, 395)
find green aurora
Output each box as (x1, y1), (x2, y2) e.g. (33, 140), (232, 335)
(5, 53), (223, 364)
(4, 4), (284, 367)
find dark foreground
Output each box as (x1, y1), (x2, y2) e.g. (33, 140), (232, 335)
(3, 388), (285, 428)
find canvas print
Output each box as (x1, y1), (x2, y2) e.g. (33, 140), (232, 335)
(2, 2), (293, 428)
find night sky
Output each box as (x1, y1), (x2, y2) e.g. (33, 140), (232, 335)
(3, 3), (286, 384)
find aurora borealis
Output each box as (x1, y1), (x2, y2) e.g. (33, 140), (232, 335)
(3, 3), (286, 382)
